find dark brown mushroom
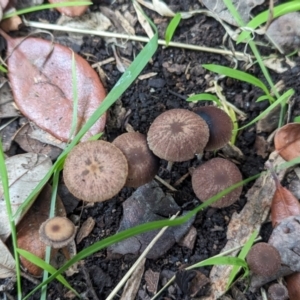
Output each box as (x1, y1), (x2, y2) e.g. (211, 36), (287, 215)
(191, 157), (242, 208)
(247, 243), (281, 277)
(268, 283), (289, 300)
(193, 106), (233, 151)
(147, 109), (209, 164)
(112, 132), (159, 187)
(39, 217), (76, 249)
(286, 272), (300, 300)
(63, 140), (128, 202)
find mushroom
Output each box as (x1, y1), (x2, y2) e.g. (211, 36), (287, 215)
(286, 272), (300, 300)
(268, 283), (289, 300)
(193, 106), (233, 151)
(63, 140), (128, 202)
(112, 132), (159, 187)
(147, 109), (209, 169)
(191, 157), (242, 208)
(39, 217), (76, 248)
(246, 242), (281, 277)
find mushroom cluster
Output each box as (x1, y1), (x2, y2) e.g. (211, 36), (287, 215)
(63, 106), (238, 207)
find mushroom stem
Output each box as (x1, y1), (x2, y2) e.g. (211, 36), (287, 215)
(166, 161), (173, 171)
(196, 153), (203, 162)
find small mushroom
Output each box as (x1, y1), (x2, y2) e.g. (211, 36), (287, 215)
(286, 272), (300, 300)
(246, 242), (281, 277)
(191, 157), (242, 208)
(193, 106), (233, 151)
(39, 217), (76, 248)
(268, 283), (289, 300)
(63, 140), (128, 202)
(147, 109), (209, 167)
(112, 132), (159, 187)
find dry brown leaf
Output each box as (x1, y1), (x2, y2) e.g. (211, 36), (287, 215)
(0, 29), (106, 142)
(0, 239), (15, 278)
(274, 123), (300, 161)
(270, 171), (300, 227)
(17, 184), (66, 276)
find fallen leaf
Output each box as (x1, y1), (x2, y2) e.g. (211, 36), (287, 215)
(0, 238), (15, 278)
(0, 153), (52, 241)
(202, 0), (264, 26)
(0, 30), (106, 142)
(14, 123), (63, 160)
(0, 81), (19, 118)
(48, 0), (88, 17)
(274, 123), (300, 161)
(266, 12), (300, 54)
(137, 0), (175, 17)
(270, 171), (300, 227)
(17, 184), (66, 276)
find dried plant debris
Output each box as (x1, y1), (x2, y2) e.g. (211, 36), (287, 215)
(76, 217), (95, 244)
(175, 269), (210, 298)
(201, 153), (287, 300)
(109, 181), (195, 259)
(120, 258), (145, 300)
(201, 0), (264, 26)
(0, 82), (19, 118)
(144, 269), (160, 295)
(0, 239), (15, 278)
(266, 12), (300, 54)
(14, 123), (63, 160)
(0, 153), (52, 241)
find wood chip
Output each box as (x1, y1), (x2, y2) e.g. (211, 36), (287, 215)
(144, 269), (160, 294)
(76, 217), (96, 244)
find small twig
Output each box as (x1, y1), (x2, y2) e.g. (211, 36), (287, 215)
(154, 175), (177, 191)
(23, 20), (248, 60)
(81, 264), (100, 300)
(106, 213), (179, 300)
(21, 271), (40, 285)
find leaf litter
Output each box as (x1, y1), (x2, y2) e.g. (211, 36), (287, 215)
(0, 29), (107, 142)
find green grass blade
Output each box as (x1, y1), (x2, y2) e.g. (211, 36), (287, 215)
(237, 2), (300, 43)
(0, 140), (22, 299)
(17, 249), (80, 298)
(14, 12), (159, 221)
(22, 173), (260, 299)
(0, 65), (7, 73)
(165, 13), (181, 46)
(227, 230), (258, 289)
(239, 88), (294, 130)
(3, 2), (92, 19)
(294, 116), (300, 123)
(187, 93), (221, 106)
(189, 256), (248, 270)
(203, 64), (272, 100)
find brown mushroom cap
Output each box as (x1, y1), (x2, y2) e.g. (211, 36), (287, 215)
(147, 109), (209, 162)
(63, 140), (128, 202)
(39, 217), (76, 248)
(193, 106), (233, 151)
(112, 132), (159, 188)
(246, 242), (281, 277)
(191, 157), (242, 208)
(268, 283), (289, 300)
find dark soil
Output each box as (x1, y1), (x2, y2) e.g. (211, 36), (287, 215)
(2, 0), (300, 299)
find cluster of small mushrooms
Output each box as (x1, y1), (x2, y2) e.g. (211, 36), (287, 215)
(62, 106), (243, 209)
